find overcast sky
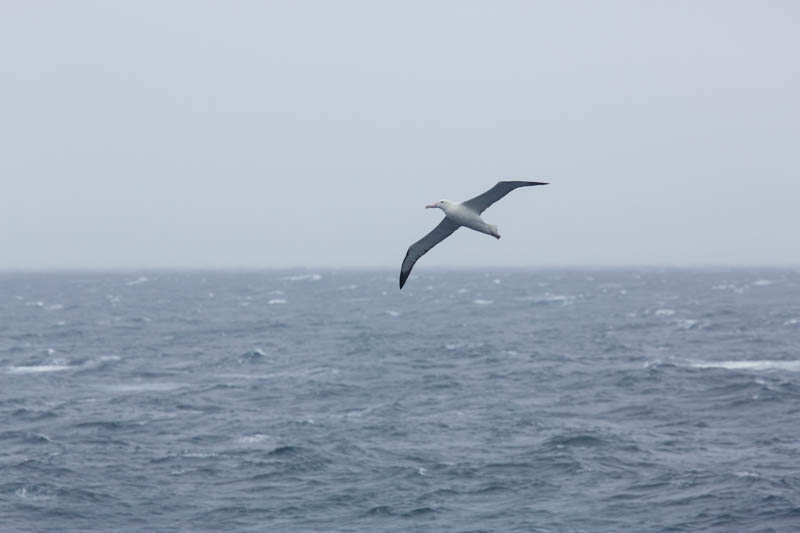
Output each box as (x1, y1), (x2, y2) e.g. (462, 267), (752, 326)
(2, 1), (798, 269)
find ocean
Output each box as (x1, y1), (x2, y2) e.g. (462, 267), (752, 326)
(2, 269), (799, 532)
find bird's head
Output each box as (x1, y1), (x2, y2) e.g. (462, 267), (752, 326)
(426, 200), (452, 211)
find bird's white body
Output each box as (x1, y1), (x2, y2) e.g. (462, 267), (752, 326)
(430, 200), (500, 239)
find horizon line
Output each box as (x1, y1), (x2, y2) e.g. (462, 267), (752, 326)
(1, 263), (799, 273)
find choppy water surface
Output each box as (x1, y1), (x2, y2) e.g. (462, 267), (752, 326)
(2, 269), (800, 532)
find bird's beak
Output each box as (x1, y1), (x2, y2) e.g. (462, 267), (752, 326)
(425, 204), (437, 209)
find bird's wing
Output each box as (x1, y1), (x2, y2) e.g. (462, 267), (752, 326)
(399, 218), (460, 289)
(461, 181), (548, 214)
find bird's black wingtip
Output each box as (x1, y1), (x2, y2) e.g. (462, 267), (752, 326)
(399, 271), (408, 289)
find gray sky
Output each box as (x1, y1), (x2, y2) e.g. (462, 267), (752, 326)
(2, 1), (799, 269)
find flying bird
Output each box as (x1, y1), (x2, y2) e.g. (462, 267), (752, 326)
(399, 181), (548, 289)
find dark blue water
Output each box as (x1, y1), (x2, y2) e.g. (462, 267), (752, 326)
(2, 269), (800, 532)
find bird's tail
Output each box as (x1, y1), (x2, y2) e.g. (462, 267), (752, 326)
(489, 224), (500, 239)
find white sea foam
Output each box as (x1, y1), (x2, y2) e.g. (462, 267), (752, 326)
(237, 434), (273, 445)
(691, 360), (800, 372)
(281, 274), (322, 281)
(15, 487), (54, 501)
(268, 299), (287, 305)
(385, 310), (400, 317)
(7, 364), (71, 374)
(8, 354), (120, 375)
(753, 279), (774, 286)
(515, 293), (574, 305)
(107, 382), (184, 392)
(180, 452), (218, 459)
(473, 299), (493, 305)
(126, 276), (149, 286)
(654, 309), (675, 317)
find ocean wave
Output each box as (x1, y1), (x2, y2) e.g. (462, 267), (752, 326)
(280, 274), (322, 281)
(690, 360), (800, 372)
(7, 364), (71, 374)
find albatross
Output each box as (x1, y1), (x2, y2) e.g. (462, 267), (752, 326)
(399, 181), (548, 289)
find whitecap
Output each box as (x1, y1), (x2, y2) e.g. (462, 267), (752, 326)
(385, 310), (400, 317)
(691, 360), (800, 372)
(784, 319), (798, 326)
(126, 276), (149, 286)
(180, 451), (218, 459)
(753, 279), (774, 286)
(8, 364), (71, 374)
(281, 274), (322, 281)
(237, 434), (273, 445)
(654, 309), (675, 317)
(473, 299), (493, 305)
(268, 299), (287, 305)
(676, 319), (699, 330)
(514, 294), (573, 305)
(15, 487), (54, 501)
(457, 288), (469, 294)
(107, 382), (184, 392)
